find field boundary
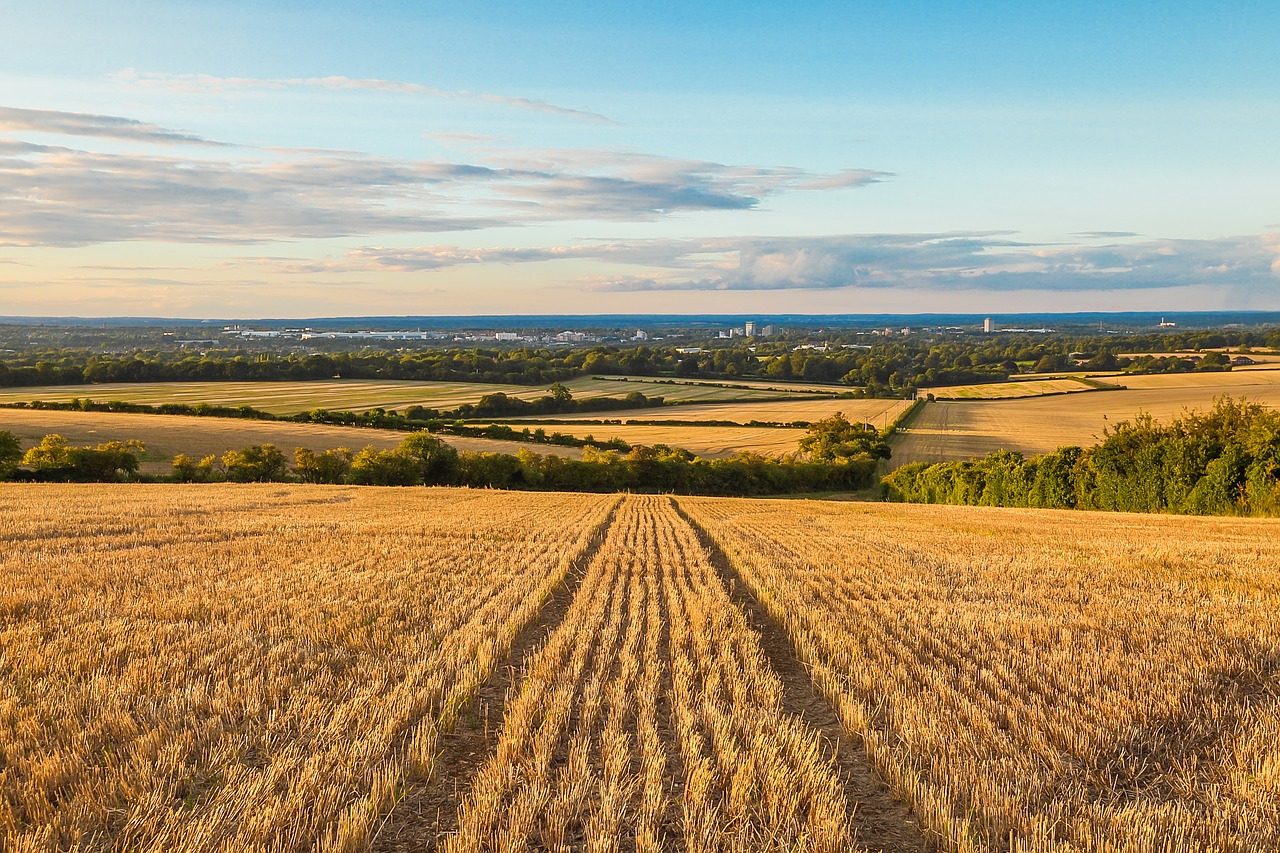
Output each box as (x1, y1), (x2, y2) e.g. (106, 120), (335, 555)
(370, 497), (622, 852)
(671, 500), (933, 852)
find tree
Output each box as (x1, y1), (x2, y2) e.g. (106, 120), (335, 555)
(398, 432), (459, 484)
(798, 413), (890, 462)
(349, 447), (420, 486)
(221, 444), (288, 482)
(293, 447), (354, 484)
(22, 434), (144, 481)
(0, 430), (23, 479)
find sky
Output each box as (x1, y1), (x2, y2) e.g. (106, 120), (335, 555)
(2, 1), (1279, 318)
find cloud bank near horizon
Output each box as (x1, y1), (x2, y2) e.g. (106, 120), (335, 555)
(249, 232), (1280, 295)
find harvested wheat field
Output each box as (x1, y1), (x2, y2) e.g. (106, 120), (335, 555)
(0, 485), (616, 852)
(891, 380), (1280, 468)
(4, 485), (1279, 852)
(922, 378), (1098, 399)
(682, 497), (1280, 852)
(529, 397), (913, 427)
(486, 421), (807, 458)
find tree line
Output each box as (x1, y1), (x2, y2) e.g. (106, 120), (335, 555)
(0, 419), (885, 496)
(883, 397), (1280, 515)
(5, 326), (1277, 398)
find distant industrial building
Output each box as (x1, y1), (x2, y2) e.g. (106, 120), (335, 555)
(633, 329), (649, 341)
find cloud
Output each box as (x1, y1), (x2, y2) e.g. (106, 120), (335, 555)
(0, 125), (880, 246)
(113, 69), (619, 125)
(265, 231), (1280, 297)
(0, 106), (222, 146)
(572, 233), (1280, 293)
(1071, 231), (1140, 239)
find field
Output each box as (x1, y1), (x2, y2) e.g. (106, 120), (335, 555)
(0, 377), (822, 416)
(489, 422), (806, 458)
(525, 397), (913, 427)
(892, 370), (1280, 468)
(683, 497), (1280, 851)
(923, 377), (1099, 399)
(489, 397), (914, 460)
(5, 485), (1278, 851)
(0, 408), (580, 474)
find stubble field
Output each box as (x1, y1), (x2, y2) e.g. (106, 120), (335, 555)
(3, 485), (1278, 851)
(891, 370), (1280, 468)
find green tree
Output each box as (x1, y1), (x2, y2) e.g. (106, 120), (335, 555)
(349, 447), (420, 486)
(293, 447), (354, 484)
(221, 444), (288, 482)
(798, 413), (890, 462)
(0, 430), (23, 479)
(23, 434), (144, 481)
(398, 432), (459, 484)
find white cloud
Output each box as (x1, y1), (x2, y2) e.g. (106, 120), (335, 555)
(0, 106), (222, 146)
(0, 118), (881, 246)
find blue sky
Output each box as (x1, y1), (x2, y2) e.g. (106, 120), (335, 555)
(2, 1), (1278, 317)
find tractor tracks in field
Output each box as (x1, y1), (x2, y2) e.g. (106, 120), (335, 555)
(673, 500), (933, 853)
(374, 495), (930, 852)
(370, 498), (622, 853)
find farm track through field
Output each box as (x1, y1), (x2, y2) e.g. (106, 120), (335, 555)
(371, 499), (623, 853)
(673, 502), (933, 853)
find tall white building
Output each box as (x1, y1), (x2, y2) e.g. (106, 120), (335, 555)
(983, 317), (995, 333)
(744, 321), (757, 337)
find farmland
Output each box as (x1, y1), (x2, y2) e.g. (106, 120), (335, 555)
(485, 422), (806, 458)
(892, 369), (1280, 467)
(922, 377), (1100, 399)
(0, 377), (826, 416)
(525, 397), (912, 427)
(0, 408), (580, 474)
(0, 486), (616, 851)
(681, 497), (1280, 852)
(5, 485), (1278, 851)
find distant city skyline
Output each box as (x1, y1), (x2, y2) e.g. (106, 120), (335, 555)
(2, 1), (1278, 317)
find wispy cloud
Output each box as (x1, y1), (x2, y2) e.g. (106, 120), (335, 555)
(0, 105), (222, 146)
(0, 120), (882, 246)
(112, 69), (619, 125)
